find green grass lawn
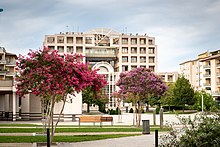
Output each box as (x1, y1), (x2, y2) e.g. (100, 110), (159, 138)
(0, 127), (169, 133)
(0, 124), (39, 127)
(0, 134), (140, 143)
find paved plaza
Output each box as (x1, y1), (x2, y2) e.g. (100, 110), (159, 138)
(0, 113), (197, 147)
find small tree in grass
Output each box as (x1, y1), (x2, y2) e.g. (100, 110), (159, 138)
(116, 67), (167, 127)
(173, 76), (195, 112)
(15, 47), (107, 143)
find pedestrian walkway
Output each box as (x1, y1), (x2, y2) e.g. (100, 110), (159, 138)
(0, 133), (164, 147)
(0, 113), (196, 147)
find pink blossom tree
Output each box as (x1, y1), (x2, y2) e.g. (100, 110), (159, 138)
(16, 47), (107, 142)
(116, 67), (167, 127)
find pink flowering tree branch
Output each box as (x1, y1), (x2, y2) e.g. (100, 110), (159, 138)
(116, 67), (167, 127)
(16, 47), (107, 143)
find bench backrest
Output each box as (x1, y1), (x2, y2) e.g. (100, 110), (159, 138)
(80, 116), (101, 122)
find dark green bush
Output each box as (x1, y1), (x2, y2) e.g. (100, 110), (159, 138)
(156, 107), (160, 114)
(159, 114), (220, 147)
(129, 108), (134, 113)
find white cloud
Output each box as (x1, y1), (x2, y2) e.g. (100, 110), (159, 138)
(0, 0), (220, 72)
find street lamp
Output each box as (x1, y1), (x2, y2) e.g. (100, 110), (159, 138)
(201, 93), (204, 113)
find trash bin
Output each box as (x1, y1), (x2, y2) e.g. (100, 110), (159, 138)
(142, 120), (150, 134)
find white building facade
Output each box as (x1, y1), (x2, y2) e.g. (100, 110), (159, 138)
(43, 28), (158, 108)
(180, 50), (220, 102)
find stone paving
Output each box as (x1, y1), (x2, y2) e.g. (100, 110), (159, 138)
(0, 113), (197, 147)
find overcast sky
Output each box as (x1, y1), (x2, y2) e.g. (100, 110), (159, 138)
(0, 0), (220, 72)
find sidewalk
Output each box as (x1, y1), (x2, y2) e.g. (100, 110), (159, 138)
(0, 133), (163, 147)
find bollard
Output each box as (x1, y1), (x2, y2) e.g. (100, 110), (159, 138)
(153, 109), (156, 125)
(159, 107), (164, 129)
(155, 130), (158, 147)
(47, 128), (50, 147)
(142, 120), (150, 134)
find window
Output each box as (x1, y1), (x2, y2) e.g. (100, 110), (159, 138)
(149, 66), (155, 72)
(131, 38), (137, 45)
(47, 37), (55, 43)
(48, 46), (55, 51)
(58, 46), (64, 52)
(122, 47), (128, 53)
(140, 38), (146, 45)
(113, 38), (119, 44)
(131, 66), (137, 69)
(140, 65), (146, 68)
(57, 36), (64, 43)
(140, 56), (146, 63)
(85, 37), (92, 44)
(131, 56), (137, 63)
(76, 37), (83, 44)
(67, 37), (73, 43)
(122, 65), (128, 71)
(122, 38), (128, 44)
(76, 46), (83, 53)
(140, 47), (146, 54)
(148, 47), (155, 54)
(148, 39), (153, 45)
(149, 57), (155, 63)
(122, 56), (128, 63)
(67, 46), (73, 53)
(131, 47), (137, 54)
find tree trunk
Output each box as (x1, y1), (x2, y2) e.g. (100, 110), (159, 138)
(87, 103), (90, 113)
(53, 96), (67, 138)
(134, 102), (137, 126)
(137, 102), (141, 127)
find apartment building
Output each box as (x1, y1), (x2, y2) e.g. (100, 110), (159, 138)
(180, 50), (220, 102)
(0, 47), (17, 121)
(157, 72), (178, 83)
(43, 28), (158, 108)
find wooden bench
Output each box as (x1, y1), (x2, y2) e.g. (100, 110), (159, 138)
(79, 116), (113, 127)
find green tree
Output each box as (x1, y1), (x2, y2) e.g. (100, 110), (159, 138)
(173, 76), (195, 112)
(82, 87), (108, 113)
(161, 82), (175, 111)
(193, 90), (216, 111)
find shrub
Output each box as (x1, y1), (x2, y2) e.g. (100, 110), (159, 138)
(129, 108), (134, 113)
(159, 114), (220, 147)
(156, 107), (160, 114)
(115, 107), (121, 115)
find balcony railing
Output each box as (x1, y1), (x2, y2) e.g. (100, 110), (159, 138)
(203, 74), (211, 77)
(0, 60), (6, 64)
(85, 48), (116, 58)
(203, 65), (211, 69)
(0, 80), (13, 87)
(212, 91), (220, 96)
(203, 83), (211, 86)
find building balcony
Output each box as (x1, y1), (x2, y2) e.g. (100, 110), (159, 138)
(217, 82), (220, 86)
(203, 83), (211, 86)
(0, 80), (13, 87)
(216, 63), (220, 68)
(6, 62), (16, 66)
(203, 65), (211, 69)
(0, 60), (6, 64)
(203, 74), (211, 78)
(85, 48), (116, 58)
(212, 91), (220, 96)
(0, 70), (8, 75)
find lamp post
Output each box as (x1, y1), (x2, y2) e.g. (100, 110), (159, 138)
(201, 93), (204, 113)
